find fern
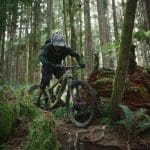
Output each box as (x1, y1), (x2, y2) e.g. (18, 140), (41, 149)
(117, 104), (150, 135)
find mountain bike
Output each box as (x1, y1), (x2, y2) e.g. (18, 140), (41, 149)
(28, 65), (97, 128)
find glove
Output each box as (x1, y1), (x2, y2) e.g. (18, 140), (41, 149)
(79, 64), (86, 68)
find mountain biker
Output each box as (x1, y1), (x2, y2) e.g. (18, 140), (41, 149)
(35, 32), (85, 107)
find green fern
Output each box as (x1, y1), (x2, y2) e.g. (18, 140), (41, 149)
(117, 104), (150, 135)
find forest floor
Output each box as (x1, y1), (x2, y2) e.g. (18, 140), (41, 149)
(55, 118), (150, 150)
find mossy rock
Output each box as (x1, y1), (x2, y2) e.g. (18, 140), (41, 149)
(96, 77), (113, 84)
(0, 86), (59, 149)
(139, 87), (149, 99)
(0, 102), (19, 143)
(24, 114), (59, 150)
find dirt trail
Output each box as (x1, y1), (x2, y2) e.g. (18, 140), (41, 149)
(55, 119), (149, 150)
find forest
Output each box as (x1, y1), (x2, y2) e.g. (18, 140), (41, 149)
(0, 0), (150, 149)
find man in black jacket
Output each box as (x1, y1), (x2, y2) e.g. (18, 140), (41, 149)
(35, 32), (85, 107)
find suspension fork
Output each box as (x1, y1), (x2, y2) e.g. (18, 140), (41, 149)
(67, 78), (81, 106)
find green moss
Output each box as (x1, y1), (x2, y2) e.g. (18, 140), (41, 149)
(24, 115), (59, 150)
(0, 103), (18, 142)
(96, 77), (113, 84)
(139, 87), (149, 98)
(0, 86), (59, 149)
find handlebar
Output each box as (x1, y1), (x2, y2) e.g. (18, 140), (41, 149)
(46, 62), (85, 70)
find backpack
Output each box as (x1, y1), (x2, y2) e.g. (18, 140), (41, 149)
(41, 38), (51, 50)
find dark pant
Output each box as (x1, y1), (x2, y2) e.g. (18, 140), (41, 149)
(40, 64), (65, 90)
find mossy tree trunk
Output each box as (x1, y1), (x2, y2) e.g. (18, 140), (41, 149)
(111, 0), (138, 122)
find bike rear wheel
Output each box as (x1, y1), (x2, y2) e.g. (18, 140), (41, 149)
(66, 80), (97, 128)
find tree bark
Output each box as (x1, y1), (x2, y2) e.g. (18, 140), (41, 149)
(7, 0), (18, 81)
(112, 0), (119, 41)
(47, 0), (53, 37)
(0, 0), (6, 75)
(63, 0), (69, 45)
(111, 0), (138, 122)
(144, 0), (150, 28)
(28, 2), (34, 83)
(69, 0), (77, 50)
(84, 0), (94, 77)
(97, 0), (112, 68)
(32, 0), (41, 83)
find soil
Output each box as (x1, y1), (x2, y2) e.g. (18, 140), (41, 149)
(87, 66), (150, 110)
(56, 119), (150, 150)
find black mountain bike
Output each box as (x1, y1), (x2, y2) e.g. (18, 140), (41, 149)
(28, 65), (97, 128)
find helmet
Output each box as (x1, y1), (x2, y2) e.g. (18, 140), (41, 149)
(51, 32), (66, 47)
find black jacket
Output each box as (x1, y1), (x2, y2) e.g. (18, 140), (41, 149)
(39, 43), (82, 67)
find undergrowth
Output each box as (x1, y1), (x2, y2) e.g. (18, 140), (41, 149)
(117, 104), (150, 136)
(0, 84), (59, 149)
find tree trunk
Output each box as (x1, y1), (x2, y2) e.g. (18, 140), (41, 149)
(7, 1), (18, 81)
(28, 2), (34, 83)
(97, 0), (112, 68)
(128, 44), (137, 74)
(112, 0), (119, 41)
(111, 0), (138, 122)
(69, 0), (77, 50)
(47, 0), (53, 37)
(144, 0), (150, 28)
(16, 3), (23, 82)
(32, 0), (41, 83)
(0, 0), (7, 75)
(63, 0), (69, 45)
(137, 0), (150, 68)
(84, 0), (94, 77)
(24, 4), (30, 83)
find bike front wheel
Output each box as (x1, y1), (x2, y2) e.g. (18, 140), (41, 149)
(66, 80), (97, 128)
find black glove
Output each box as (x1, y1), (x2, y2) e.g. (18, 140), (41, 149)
(79, 64), (86, 68)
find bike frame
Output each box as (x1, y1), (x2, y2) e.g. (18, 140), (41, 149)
(48, 65), (80, 109)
